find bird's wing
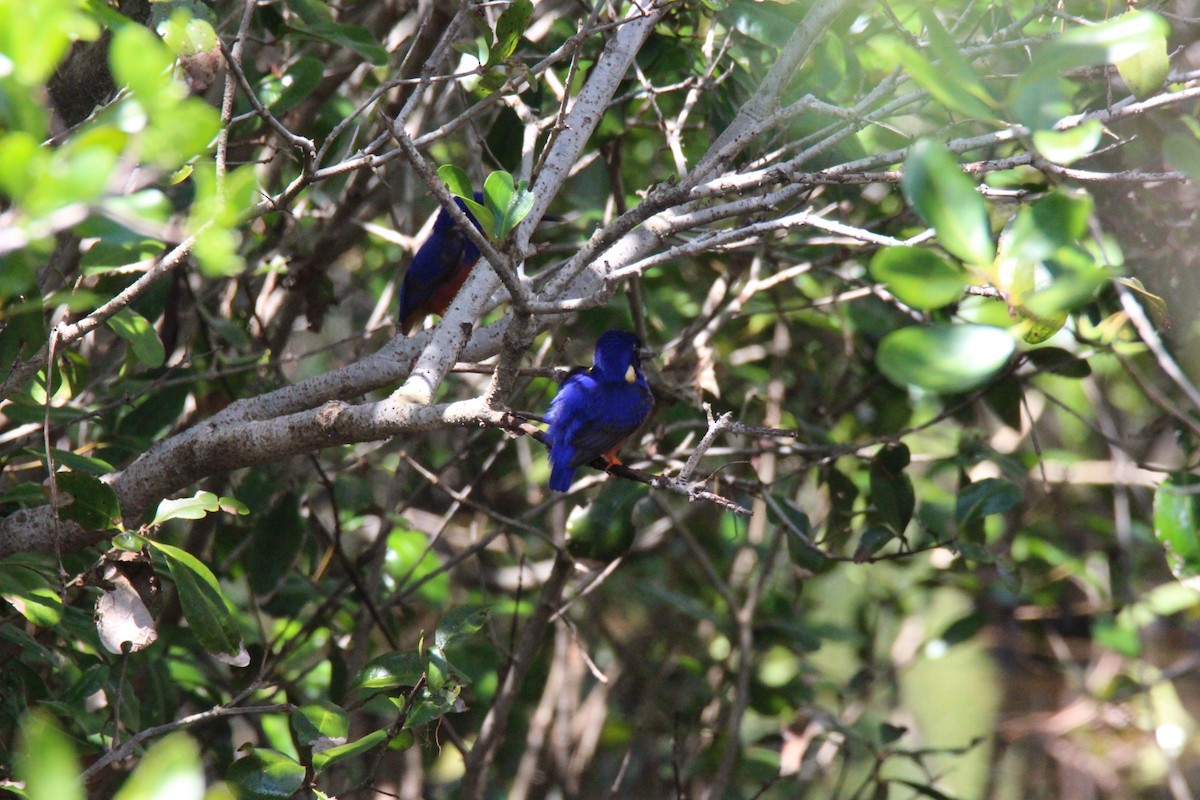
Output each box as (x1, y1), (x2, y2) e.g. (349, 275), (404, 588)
(564, 384), (652, 468)
(399, 231), (472, 330)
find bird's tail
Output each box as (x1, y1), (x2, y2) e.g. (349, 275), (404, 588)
(548, 464), (574, 492)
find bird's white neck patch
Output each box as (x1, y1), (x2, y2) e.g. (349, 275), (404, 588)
(625, 365), (636, 383)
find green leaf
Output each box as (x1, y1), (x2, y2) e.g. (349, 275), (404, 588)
(856, 526), (895, 560)
(870, 28), (995, 121)
(109, 24), (179, 109)
(354, 651), (425, 692)
(1015, 11), (1170, 94)
(566, 481), (643, 560)
(426, 648), (449, 692)
(16, 710), (83, 800)
(1164, 133), (1200, 182)
(1154, 474), (1200, 589)
(292, 701), (349, 747)
(774, 499), (826, 571)
(267, 57), (325, 116)
(148, 541), (244, 657)
(481, 170), (516, 239)
(902, 139), (995, 266)
(983, 379), (1022, 430)
(106, 308), (166, 367)
(877, 324), (1014, 394)
(435, 605), (490, 650)
(152, 491), (221, 526)
(225, 748), (305, 800)
(956, 478), (1023, 526)
(1024, 347), (1091, 378)
(113, 732), (203, 800)
(940, 612), (988, 645)
(869, 247), (968, 310)
(289, 19), (388, 66)
(955, 542), (993, 565)
(487, 0), (533, 67)
(54, 471), (121, 530)
(1006, 189), (1093, 263)
(1032, 120), (1103, 166)
(311, 730), (388, 773)
(158, 8), (218, 57)
(880, 722), (907, 745)
(0, 559), (62, 626)
(1115, 26), (1169, 98)
(437, 164), (474, 198)
(1015, 307), (1068, 345)
(870, 444), (914, 534)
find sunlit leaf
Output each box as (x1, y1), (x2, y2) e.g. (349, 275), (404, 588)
(292, 701), (349, 748)
(902, 140), (995, 266)
(152, 491), (221, 526)
(877, 324), (1015, 393)
(1032, 120), (1103, 165)
(311, 730), (388, 773)
(869, 246), (968, 309)
(107, 308), (165, 367)
(113, 733), (204, 800)
(354, 651), (425, 692)
(148, 541), (244, 658)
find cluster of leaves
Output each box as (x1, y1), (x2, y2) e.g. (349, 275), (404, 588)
(2, 0), (1200, 798)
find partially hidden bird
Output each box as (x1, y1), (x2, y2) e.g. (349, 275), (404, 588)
(398, 193), (484, 335)
(545, 330), (654, 492)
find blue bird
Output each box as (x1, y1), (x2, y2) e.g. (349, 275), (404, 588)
(399, 193), (484, 335)
(545, 330), (654, 492)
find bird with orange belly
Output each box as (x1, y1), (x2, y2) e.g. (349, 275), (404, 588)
(545, 330), (654, 492)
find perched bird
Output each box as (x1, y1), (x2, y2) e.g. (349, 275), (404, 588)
(398, 193), (484, 334)
(545, 330), (654, 492)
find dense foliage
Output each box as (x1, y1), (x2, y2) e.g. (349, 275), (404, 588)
(2, 0), (1200, 798)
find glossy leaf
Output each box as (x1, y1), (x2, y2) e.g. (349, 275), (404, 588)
(107, 308), (166, 367)
(225, 748), (306, 800)
(435, 604), (490, 650)
(902, 140), (995, 266)
(292, 701), (348, 747)
(1032, 120), (1103, 166)
(149, 541), (244, 658)
(152, 491), (221, 526)
(354, 651), (424, 692)
(1006, 190), (1093, 263)
(869, 246), (967, 309)
(1015, 11), (1170, 93)
(53, 471), (121, 530)
(870, 444), (915, 534)
(1164, 133), (1200, 181)
(311, 730), (387, 773)
(877, 324), (1014, 393)
(956, 478), (1023, 527)
(487, 0), (533, 67)
(1024, 347), (1091, 378)
(1154, 474), (1200, 589)
(0, 559), (62, 626)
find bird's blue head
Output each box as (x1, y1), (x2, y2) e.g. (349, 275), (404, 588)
(591, 330), (648, 383)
